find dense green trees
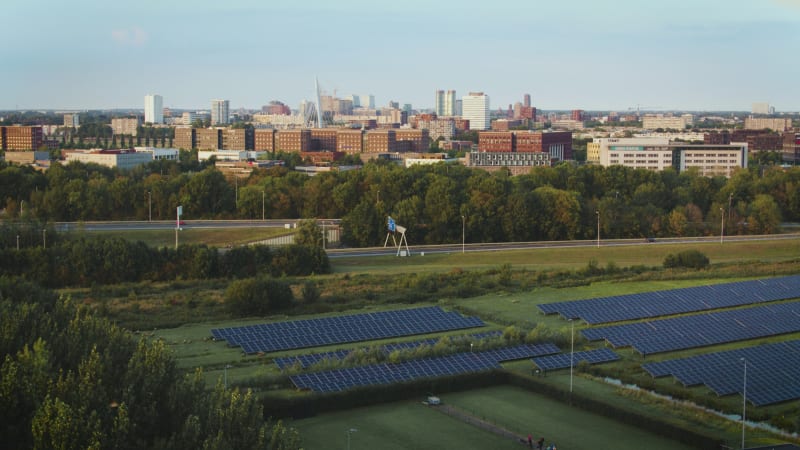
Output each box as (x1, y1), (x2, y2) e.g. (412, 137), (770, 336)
(0, 229), (330, 288)
(0, 281), (300, 449)
(1, 158), (799, 247)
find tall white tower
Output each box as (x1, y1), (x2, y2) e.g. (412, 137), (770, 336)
(211, 99), (230, 125)
(144, 94), (163, 124)
(462, 92), (490, 130)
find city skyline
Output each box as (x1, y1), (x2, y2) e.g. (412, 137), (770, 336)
(3, 0), (800, 112)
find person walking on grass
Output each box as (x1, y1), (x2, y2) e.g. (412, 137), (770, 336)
(536, 437), (545, 450)
(527, 433), (533, 448)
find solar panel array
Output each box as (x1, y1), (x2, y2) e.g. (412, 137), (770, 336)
(642, 340), (800, 406)
(274, 330), (503, 370)
(290, 343), (561, 393)
(531, 348), (620, 371)
(211, 306), (486, 354)
(582, 301), (800, 355)
(538, 275), (800, 324)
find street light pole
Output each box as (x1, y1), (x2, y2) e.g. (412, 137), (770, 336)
(346, 428), (358, 450)
(741, 358), (747, 450)
(148, 191), (152, 222)
(728, 193), (733, 225)
(16, 234), (20, 251)
(224, 364), (232, 389)
(461, 215), (465, 254)
(262, 190), (265, 221)
(720, 207), (725, 244)
(595, 210), (600, 248)
(42, 228), (46, 250)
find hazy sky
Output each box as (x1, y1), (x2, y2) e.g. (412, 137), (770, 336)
(3, 0), (799, 112)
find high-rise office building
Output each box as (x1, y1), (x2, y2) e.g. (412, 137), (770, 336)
(462, 92), (490, 130)
(144, 94), (163, 124)
(211, 99), (230, 125)
(524, 94), (531, 108)
(435, 90), (456, 117)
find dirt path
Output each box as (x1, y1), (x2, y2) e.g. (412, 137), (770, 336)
(429, 403), (530, 446)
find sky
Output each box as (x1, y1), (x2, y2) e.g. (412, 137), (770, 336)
(3, 0), (799, 112)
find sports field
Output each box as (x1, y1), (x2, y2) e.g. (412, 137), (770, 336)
(293, 385), (696, 450)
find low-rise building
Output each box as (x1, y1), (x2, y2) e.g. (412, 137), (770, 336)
(133, 147), (179, 161)
(254, 129), (275, 152)
(744, 117), (792, 131)
(466, 151), (551, 175)
(365, 130), (398, 153)
(196, 128), (223, 150)
(641, 114), (693, 130)
(336, 129), (364, 154)
(64, 149), (152, 170)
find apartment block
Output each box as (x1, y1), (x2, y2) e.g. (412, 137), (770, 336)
(365, 130), (397, 153)
(196, 128), (223, 150)
(310, 128), (338, 151)
(395, 129), (429, 152)
(730, 130), (783, 152)
(1, 126), (44, 151)
(479, 132), (515, 152)
(641, 115), (693, 130)
(254, 129), (275, 152)
(492, 119), (523, 131)
(111, 117), (141, 136)
(63, 114), (79, 128)
(222, 128), (254, 150)
(276, 129), (311, 152)
(336, 129), (364, 154)
(174, 127), (196, 150)
(783, 132), (800, 164)
(744, 117), (792, 131)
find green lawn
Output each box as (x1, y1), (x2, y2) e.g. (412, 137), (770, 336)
(331, 238), (800, 275)
(66, 227), (290, 247)
(293, 385), (697, 450)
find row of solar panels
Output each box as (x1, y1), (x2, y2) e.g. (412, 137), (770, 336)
(290, 343), (564, 393)
(538, 275), (800, 324)
(274, 330), (503, 370)
(643, 340), (800, 406)
(211, 306), (486, 354)
(582, 301), (800, 355)
(532, 348), (620, 371)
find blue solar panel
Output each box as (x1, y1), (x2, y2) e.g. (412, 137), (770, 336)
(211, 306), (487, 354)
(532, 348), (620, 371)
(537, 275), (800, 324)
(581, 301), (800, 355)
(274, 330), (504, 370)
(642, 340), (800, 406)
(288, 344), (560, 393)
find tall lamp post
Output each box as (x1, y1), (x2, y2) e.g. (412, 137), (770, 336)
(262, 190), (265, 221)
(147, 191), (152, 222)
(595, 210), (600, 248)
(42, 228), (46, 250)
(346, 428), (358, 450)
(461, 215), (466, 254)
(741, 358), (747, 450)
(720, 207), (725, 244)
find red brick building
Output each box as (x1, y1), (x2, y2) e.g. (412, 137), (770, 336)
(1, 126), (44, 151)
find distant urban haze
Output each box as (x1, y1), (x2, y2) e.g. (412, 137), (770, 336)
(3, 0), (800, 111)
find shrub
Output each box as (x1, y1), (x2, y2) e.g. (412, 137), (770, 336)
(225, 276), (294, 316)
(663, 250), (710, 269)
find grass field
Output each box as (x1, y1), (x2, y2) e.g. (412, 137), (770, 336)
(67, 227), (290, 247)
(293, 385), (697, 450)
(331, 238), (800, 274)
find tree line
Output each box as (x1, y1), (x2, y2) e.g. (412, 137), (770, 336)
(0, 225), (330, 288)
(0, 277), (302, 449)
(1, 158), (798, 247)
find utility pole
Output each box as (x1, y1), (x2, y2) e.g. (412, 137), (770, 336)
(461, 215), (466, 254)
(148, 191), (152, 222)
(262, 190), (265, 221)
(595, 210), (600, 248)
(720, 207), (725, 244)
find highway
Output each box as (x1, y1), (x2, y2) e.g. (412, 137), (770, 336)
(54, 220), (799, 259)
